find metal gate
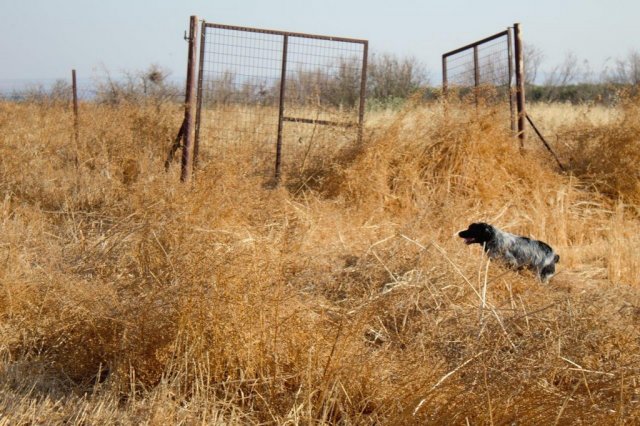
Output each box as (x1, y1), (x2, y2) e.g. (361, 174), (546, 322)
(442, 26), (523, 135)
(193, 22), (368, 180)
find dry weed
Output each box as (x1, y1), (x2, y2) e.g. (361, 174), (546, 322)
(1, 98), (640, 424)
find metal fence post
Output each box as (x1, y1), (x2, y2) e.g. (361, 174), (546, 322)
(275, 34), (288, 182)
(180, 15), (199, 182)
(442, 55), (448, 96)
(357, 41), (368, 144)
(473, 45), (480, 106)
(442, 54), (449, 120)
(71, 69), (79, 142)
(507, 27), (516, 133)
(514, 22), (526, 146)
(193, 20), (207, 172)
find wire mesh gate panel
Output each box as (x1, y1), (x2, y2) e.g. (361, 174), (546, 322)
(194, 22), (368, 179)
(442, 29), (515, 131)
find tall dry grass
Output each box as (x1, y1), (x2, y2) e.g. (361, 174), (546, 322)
(1, 97), (640, 424)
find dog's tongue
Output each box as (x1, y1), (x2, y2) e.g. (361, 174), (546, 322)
(464, 238), (474, 245)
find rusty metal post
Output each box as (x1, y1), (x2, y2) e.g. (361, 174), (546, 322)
(357, 41), (368, 144)
(71, 69), (79, 141)
(526, 114), (565, 171)
(442, 55), (449, 120)
(507, 27), (516, 133)
(473, 45), (480, 106)
(442, 55), (448, 96)
(274, 34), (288, 181)
(193, 20), (207, 171)
(180, 15), (199, 182)
(514, 23), (526, 146)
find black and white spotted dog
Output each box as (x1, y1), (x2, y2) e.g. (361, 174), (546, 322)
(458, 222), (560, 282)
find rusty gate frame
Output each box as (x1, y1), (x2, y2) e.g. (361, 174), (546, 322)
(442, 25), (526, 141)
(193, 21), (369, 181)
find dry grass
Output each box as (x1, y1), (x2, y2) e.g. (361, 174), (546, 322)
(1, 97), (640, 424)
(528, 102), (623, 131)
(523, 98), (640, 205)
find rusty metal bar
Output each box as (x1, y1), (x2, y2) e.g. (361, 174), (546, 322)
(71, 69), (79, 142)
(275, 34), (288, 181)
(473, 46), (480, 87)
(507, 27), (516, 133)
(526, 114), (565, 171)
(357, 41), (368, 144)
(473, 45), (479, 106)
(193, 19), (207, 171)
(443, 30), (509, 58)
(283, 116), (356, 128)
(442, 55), (448, 96)
(514, 23), (526, 146)
(204, 22), (367, 44)
(181, 15), (199, 182)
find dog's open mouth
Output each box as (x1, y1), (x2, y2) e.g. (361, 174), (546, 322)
(458, 231), (476, 245)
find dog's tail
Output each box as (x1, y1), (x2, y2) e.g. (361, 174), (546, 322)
(554, 254), (560, 263)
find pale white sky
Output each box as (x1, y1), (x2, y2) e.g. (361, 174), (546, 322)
(0, 0), (638, 85)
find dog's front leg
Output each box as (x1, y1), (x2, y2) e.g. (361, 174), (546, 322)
(502, 251), (521, 269)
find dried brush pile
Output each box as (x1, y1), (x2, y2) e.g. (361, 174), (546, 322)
(1, 98), (640, 424)
(555, 94), (640, 205)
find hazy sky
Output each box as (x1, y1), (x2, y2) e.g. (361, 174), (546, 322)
(1, 0), (638, 84)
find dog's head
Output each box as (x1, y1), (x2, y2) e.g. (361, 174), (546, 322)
(458, 222), (495, 245)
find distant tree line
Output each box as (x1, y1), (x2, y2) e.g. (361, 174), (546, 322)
(2, 49), (638, 106)
(525, 83), (636, 104)
(198, 52), (430, 110)
(1, 64), (183, 106)
(524, 47), (639, 103)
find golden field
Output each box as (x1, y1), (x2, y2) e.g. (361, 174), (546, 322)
(1, 96), (640, 424)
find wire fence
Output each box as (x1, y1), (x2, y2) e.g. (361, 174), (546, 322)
(195, 24), (283, 176)
(194, 22), (368, 180)
(442, 29), (515, 130)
